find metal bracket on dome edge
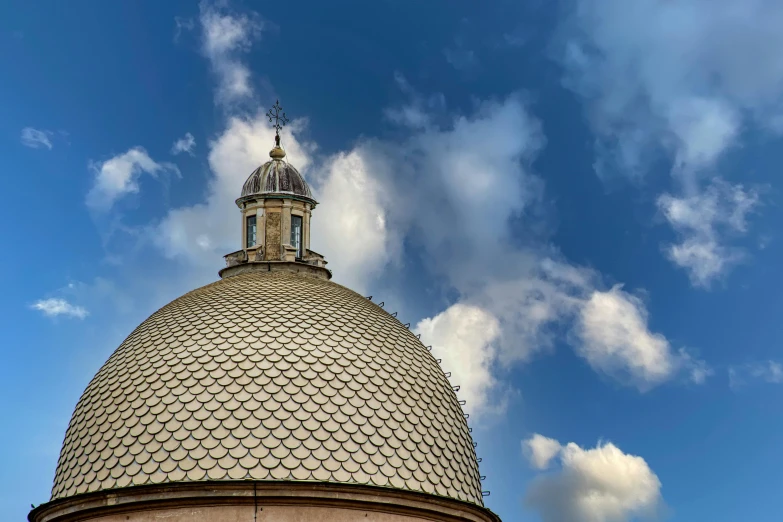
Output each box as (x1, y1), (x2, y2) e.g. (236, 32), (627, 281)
(366, 292), (491, 499)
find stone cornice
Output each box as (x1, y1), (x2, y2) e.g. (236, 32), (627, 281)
(218, 260), (332, 280)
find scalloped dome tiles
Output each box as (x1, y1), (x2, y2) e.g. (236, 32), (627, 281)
(53, 272), (484, 505)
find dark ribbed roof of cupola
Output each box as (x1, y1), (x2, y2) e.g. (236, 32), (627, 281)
(239, 146), (315, 204)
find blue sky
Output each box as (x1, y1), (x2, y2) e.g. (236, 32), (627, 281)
(3, 1), (783, 521)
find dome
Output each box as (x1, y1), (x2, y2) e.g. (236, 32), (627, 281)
(240, 151), (314, 203)
(52, 271), (483, 505)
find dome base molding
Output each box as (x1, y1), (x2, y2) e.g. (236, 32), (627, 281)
(29, 481), (500, 522)
(219, 258), (331, 280)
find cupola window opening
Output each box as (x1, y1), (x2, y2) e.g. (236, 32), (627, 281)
(291, 214), (302, 259)
(246, 214), (257, 247)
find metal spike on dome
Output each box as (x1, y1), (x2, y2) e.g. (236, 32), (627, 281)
(436, 359), (442, 363)
(404, 322), (410, 328)
(445, 372), (452, 378)
(459, 400), (466, 405)
(482, 491), (490, 497)
(469, 427), (473, 433)
(463, 413), (469, 419)
(366, 295), (372, 300)
(480, 475), (486, 481)
(416, 333), (421, 339)
(427, 345), (433, 351)
(452, 385), (460, 391)
(391, 311), (398, 317)
(473, 442), (478, 448)
(477, 458), (483, 462)
(379, 302), (384, 307)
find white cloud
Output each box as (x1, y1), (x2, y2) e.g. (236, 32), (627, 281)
(478, 259), (591, 367)
(411, 258), (588, 418)
(558, 0), (781, 282)
(657, 179), (760, 287)
(370, 92), (546, 287)
(524, 435), (664, 522)
(560, 0), (783, 180)
(86, 147), (180, 212)
(410, 258), (707, 418)
(199, 2), (262, 106)
(524, 434), (562, 470)
(308, 150), (399, 294)
(415, 304), (501, 416)
(171, 132), (196, 155)
(576, 286), (682, 390)
(20, 127), (53, 149)
(667, 97), (740, 174)
(30, 298), (88, 319)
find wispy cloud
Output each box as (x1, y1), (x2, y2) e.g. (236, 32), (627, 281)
(171, 132), (196, 155)
(30, 298), (89, 319)
(199, 2), (262, 106)
(523, 434), (665, 522)
(174, 16), (194, 42)
(557, 0), (783, 285)
(383, 72), (446, 130)
(20, 127), (53, 149)
(444, 47), (477, 72)
(658, 179), (760, 287)
(729, 360), (783, 389)
(86, 147), (180, 212)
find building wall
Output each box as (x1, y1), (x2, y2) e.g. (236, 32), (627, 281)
(30, 482), (500, 522)
(60, 504), (447, 522)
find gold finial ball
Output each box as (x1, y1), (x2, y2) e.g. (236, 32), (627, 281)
(269, 146), (286, 160)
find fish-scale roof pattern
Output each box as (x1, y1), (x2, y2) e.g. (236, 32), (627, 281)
(52, 271), (483, 505)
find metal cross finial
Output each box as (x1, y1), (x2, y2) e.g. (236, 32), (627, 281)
(266, 100), (289, 147)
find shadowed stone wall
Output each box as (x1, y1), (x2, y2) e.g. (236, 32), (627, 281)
(264, 211), (281, 260)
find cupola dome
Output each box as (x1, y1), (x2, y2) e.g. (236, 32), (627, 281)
(239, 146), (315, 205)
